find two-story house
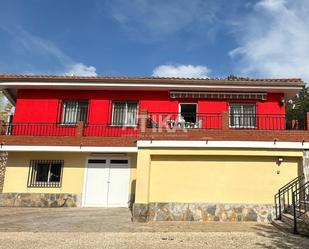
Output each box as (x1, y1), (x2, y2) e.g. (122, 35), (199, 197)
(0, 74), (307, 223)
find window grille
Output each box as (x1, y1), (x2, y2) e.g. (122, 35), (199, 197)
(27, 160), (64, 187)
(112, 102), (138, 126)
(62, 100), (88, 124)
(229, 104), (256, 128)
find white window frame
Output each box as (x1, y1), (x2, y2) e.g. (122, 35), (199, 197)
(111, 101), (138, 127)
(178, 103), (197, 115)
(229, 103), (256, 128)
(61, 100), (88, 125)
(28, 160), (63, 188)
(178, 103), (198, 128)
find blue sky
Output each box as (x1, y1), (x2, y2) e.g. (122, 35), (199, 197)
(0, 0), (309, 81)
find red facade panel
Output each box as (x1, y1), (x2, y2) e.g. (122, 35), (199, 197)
(11, 89), (286, 135)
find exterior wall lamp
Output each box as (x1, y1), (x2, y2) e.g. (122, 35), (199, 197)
(276, 157), (284, 175)
(277, 157), (284, 167)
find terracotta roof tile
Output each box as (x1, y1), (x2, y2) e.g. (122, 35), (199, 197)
(0, 74), (304, 87)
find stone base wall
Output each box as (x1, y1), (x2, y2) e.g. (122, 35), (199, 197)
(133, 203), (274, 223)
(303, 150), (309, 183)
(0, 152), (8, 193)
(0, 193), (81, 207)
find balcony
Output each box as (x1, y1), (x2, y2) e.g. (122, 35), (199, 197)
(0, 111), (309, 147)
(0, 123), (139, 137)
(0, 123), (78, 136)
(83, 124), (139, 137)
(146, 112), (222, 129)
(0, 122), (139, 147)
(139, 111), (309, 142)
(146, 112), (306, 130)
(229, 114), (306, 130)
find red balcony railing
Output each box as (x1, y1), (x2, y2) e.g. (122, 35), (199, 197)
(229, 114), (306, 130)
(83, 124), (139, 137)
(0, 122), (140, 137)
(0, 113), (306, 138)
(147, 112), (222, 129)
(0, 123), (77, 136)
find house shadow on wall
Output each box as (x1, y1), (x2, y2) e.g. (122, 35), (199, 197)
(129, 179), (136, 212)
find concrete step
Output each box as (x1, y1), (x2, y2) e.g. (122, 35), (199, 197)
(272, 219), (294, 234)
(299, 201), (309, 211)
(281, 213), (294, 226)
(286, 206), (309, 218)
(294, 208), (309, 220)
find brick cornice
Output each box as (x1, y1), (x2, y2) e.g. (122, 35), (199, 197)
(0, 136), (137, 147)
(0, 129), (309, 148)
(138, 129), (309, 143)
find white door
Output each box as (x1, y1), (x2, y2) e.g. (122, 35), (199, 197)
(107, 159), (130, 207)
(83, 158), (130, 207)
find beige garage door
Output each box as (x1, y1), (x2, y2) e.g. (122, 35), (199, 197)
(149, 155), (299, 204)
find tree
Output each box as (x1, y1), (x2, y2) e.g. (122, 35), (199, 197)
(286, 86), (309, 129)
(0, 92), (13, 122)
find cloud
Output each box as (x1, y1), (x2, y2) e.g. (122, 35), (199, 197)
(0, 26), (97, 76)
(229, 0), (309, 82)
(152, 64), (211, 78)
(65, 63), (97, 76)
(102, 0), (222, 41)
(255, 0), (286, 10)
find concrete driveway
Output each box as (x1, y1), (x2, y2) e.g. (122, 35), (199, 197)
(0, 207), (280, 233)
(0, 207), (309, 249)
(0, 207), (133, 232)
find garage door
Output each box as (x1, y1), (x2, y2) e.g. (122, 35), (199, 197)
(83, 158), (130, 207)
(149, 155), (298, 204)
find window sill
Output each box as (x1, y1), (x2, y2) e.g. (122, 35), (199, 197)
(58, 123), (78, 127)
(230, 126), (257, 129)
(28, 186), (61, 188)
(109, 124), (138, 128)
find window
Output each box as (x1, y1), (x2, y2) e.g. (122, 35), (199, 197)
(62, 100), (88, 124)
(179, 103), (197, 123)
(112, 101), (138, 126)
(110, 159), (129, 164)
(229, 103), (256, 128)
(88, 159), (106, 164)
(28, 160), (63, 187)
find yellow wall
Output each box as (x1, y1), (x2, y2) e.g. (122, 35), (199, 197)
(129, 153), (137, 196)
(4, 148), (302, 205)
(3, 152), (88, 193)
(150, 155), (299, 204)
(135, 148), (302, 204)
(3, 152), (137, 194)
